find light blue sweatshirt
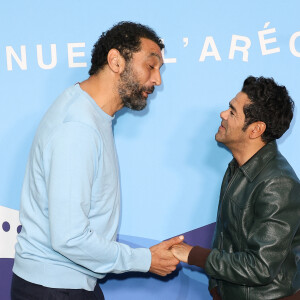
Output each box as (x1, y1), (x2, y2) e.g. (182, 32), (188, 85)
(13, 84), (151, 291)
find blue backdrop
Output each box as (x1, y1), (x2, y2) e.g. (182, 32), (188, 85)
(1, 1), (300, 299)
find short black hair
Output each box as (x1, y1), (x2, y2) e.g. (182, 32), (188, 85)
(89, 21), (164, 76)
(242, 76), (294, 143)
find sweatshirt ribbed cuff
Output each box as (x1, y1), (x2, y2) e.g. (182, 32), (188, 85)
(187, 246), (211, 269)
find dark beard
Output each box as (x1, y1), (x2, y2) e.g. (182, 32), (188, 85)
(118, 64), (154, 111)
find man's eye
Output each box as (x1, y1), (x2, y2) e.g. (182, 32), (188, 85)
(230, 111), (234, 115)
(149, 65), (154, 69)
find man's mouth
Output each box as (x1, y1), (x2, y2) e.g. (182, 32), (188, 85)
(142, 91), (149, 98)
(219, 123), (226, 130)
(142, 87), (154, 99)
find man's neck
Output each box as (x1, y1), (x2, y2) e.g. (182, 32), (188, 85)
(231, 141), (266, 166)
(79, 72), (123, 116)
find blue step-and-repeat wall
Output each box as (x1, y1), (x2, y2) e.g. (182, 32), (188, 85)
(1, 1), (300, 299)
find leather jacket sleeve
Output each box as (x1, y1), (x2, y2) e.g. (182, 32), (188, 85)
(205, 176), (300, 286)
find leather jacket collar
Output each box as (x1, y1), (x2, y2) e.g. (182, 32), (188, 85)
(229, 141), (278, 182)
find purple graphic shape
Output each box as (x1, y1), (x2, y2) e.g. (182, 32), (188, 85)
(0, 259), (14, 300)
(2, 221), (10, 232)
(179, 222), (216, 248)
(17, 225), (22, 234)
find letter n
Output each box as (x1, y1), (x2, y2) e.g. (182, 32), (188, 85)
(6, 46), (27, 71)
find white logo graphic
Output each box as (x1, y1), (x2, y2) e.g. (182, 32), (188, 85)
(0, 205), (21, 258)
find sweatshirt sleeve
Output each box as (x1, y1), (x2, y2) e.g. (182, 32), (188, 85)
(43, 122), (151, 276)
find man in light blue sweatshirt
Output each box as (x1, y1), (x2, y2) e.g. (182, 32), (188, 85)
(11, 21), (183, 300)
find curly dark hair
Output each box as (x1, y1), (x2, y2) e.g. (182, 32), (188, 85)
(241, 76), (294, 143)
(89, 21), (164, 76)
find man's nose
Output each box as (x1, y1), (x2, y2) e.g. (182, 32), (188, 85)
(152, 69), (162, 86)
(220, 109), (229, 120)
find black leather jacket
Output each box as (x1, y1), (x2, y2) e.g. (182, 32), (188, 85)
(206, 141), (300, 300)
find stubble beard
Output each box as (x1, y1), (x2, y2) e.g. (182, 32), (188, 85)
(118, 63), (154, 111)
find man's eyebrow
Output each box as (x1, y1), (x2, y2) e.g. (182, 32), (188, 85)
(149, 52), (164, 67)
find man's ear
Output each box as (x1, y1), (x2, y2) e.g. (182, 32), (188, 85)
(249, 121), (266, 139)
(107, 49), (125, 73)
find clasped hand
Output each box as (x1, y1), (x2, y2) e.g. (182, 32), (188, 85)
(149, 236), (193, 276)
(170, 242), (193, 263)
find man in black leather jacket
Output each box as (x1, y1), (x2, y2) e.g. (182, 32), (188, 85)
(171, 76), (300, 300)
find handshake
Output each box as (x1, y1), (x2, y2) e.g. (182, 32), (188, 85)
(149, 235), (193, 276)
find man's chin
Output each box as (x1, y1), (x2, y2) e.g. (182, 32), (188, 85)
(215, 132), (223, 143)
(131, 104), (147, 111)
(123, 98), (147, 111)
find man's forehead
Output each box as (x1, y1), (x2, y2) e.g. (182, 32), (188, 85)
(231, 92), (251, 107)
(139, 38), (163, 63)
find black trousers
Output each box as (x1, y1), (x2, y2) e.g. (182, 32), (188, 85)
(11, 273), (105, 300)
